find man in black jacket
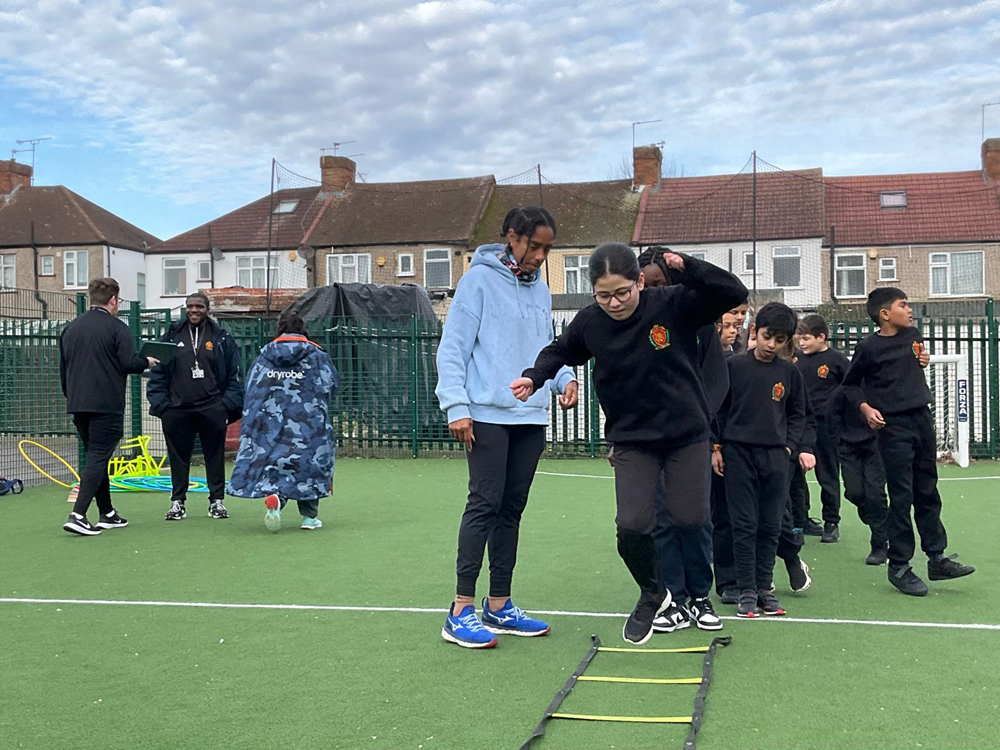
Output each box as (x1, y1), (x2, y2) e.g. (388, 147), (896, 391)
(147, 292), (243, 521)
(60, 278), (158, 536)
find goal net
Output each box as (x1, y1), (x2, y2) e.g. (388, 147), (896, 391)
(927, 354), (970, 468)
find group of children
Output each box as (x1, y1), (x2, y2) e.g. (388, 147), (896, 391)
(437, 207), (976, 649)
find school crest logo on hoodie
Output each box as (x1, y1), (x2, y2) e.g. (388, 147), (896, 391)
(649, 325), (670, 350)
(772, 382), (785, 401)
(817, 364), (829, 379)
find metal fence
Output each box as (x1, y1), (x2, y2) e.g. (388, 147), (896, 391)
(2, 291), (999, 486)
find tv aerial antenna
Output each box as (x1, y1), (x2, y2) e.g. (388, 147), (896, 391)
(321, 141), (357, 156)
(11, 136), (52, 184)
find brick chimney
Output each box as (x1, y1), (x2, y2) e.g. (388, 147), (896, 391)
(633, 145), (663, 188)
(320, 156), (356, 193)
(0, 159), (32, 194)
(983, 138), (1000, 183)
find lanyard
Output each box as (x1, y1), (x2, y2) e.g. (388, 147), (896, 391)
(189, 324), (202, 366)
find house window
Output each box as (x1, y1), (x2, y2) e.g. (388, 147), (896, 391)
(772, 246), (801, 288)
(327, 253), (371, 284)
(137, 273), (147, 307)
(835, 254), (867, 298)
(196, 260), (212, 282)
(398, 253), (415, 277)
(237, 255), (277, 288)
(880, 191), (907, 209)
(564, 255), (592, 294)
(929, 251), (984, 297)
(0, 255), (14, 290)
(424, 248), (452, 289)
(742, 251), (755, 273)
(64, 250), (89, 289)
(687, 251), (707, 261)
(40, 256), (55, 276)
(163, 257), (187, 296)
(273, 200), (299, 214)
(879, 257), (898, 282)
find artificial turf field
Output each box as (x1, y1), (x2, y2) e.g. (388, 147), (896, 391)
(2, 458), (998, 750)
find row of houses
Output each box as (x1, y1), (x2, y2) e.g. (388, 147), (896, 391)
(2, 140), (1000, 314)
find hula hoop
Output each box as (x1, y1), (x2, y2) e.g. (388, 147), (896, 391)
(109, 476), (209, 493)
(18, 440), (80, 488)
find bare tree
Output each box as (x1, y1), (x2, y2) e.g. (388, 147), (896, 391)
(605, 151), (687, 180)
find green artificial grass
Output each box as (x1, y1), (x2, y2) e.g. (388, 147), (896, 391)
(2, 458), (998, 749)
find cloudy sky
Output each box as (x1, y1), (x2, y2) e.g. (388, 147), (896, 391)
(1, 0), (997, 240)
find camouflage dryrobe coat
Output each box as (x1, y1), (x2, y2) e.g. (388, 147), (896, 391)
(227, 335), (338, 501)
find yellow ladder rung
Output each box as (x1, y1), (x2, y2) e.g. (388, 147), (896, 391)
(551, 713), (693, 724)
(597, 646), (709, 654)
(577, 676), (702, 685)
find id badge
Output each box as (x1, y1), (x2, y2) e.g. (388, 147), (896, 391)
(191, 367), (205, 380)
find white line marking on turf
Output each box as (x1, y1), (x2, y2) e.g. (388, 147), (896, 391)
(537, 471), (1000, 483)
(2, 597), (998, 631)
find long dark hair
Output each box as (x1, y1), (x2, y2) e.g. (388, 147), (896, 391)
(501, 206), (557, 243)
(588, 243), (640, 287)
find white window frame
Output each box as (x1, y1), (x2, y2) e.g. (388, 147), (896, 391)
(929, 251), (985, 298)
(327, 253), (372, 284)
(40, 256), (55, 276)
(880, 191), (907, 209)
(771, 245), (801, 289)
(423, 248), (453, 290)
(397, 253), (415, 277)
(136, 272), (147, 308)
(834, 253), (867, 299)
(196, 259), (212, 283)
(236, 255), (278, 289)
(878, 256), (898, 282)
(563, 254), (592, 295)
(272, 199), (299, 214)
(162, 257), (188, 296)
(687, 251), (707, 261)
(0, 254), (15, 291)
(63, 249), (89, 290)
(742, 251), (755, 274)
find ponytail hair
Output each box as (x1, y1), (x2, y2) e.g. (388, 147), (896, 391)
(588, 243), (640, 287)
(501, 206), (557, 242)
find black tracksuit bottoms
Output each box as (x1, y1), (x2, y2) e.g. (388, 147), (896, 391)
(789, 460), (810, 529)
(72, 412), (124, 517)
(613, 441), (710, 597)
(710, 471), (737, 596)
(455, 422), (545, 598)
(876, 408), (947, 565)
(812, 417), (842, 524)
(161, 403), (228, 504)
(777, 456), (804, 563)
(839, 440), (890, 547)
(723, 443), (788, 592)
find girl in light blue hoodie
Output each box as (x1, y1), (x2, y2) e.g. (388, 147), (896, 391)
(436, 207), (578, 649)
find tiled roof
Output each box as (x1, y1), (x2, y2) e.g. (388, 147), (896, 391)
(0, 185), (160, 251)
(471, 180), (638, 249)
(634, 169), (825, 245)
(824, 171), (1000, 246)
(306, 176), (495, 247)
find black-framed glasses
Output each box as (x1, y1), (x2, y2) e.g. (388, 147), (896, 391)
(593, 281), (637, 305)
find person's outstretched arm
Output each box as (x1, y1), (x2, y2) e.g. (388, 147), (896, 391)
(655, 249), (748, 329)
(513, 313), (592, 401)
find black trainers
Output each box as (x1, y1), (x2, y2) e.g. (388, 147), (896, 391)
(165, 501), (186, 521)
(803, 518), (824, 536)
(688, 597), (724, 631)
(757, 589), (786, 616)
(623, 589), (671, 645)
(96, 510), (128, 529)
(888, 563), (929, 596)
(785, 557), (812, 592)
(821, 522), (840, 543)
(736, 589), (759, 618)
(866, 542), (889, 566)
(208, 501), (229, 519)
(719, 587), (739, 605)
(927, 553), (975, 581)
(652, 600), (690, 633)
(63, 513), (101, 536)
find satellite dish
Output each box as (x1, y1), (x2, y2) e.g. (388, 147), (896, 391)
(210, 247), (224, 261)
(298, 245), (316, 260)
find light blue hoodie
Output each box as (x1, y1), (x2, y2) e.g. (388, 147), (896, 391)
(435, 243), (576, 426)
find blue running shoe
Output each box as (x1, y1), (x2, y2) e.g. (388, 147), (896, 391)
(481, 598), (550, 637)
(300, 517), (323, 530)
(441, 604), (498, 649)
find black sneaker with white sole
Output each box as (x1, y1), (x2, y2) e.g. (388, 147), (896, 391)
(785, 557), (811, 592)
(623, 589), (671, 645)
(866, 542), (889, 566)
(208, 501), (229, 519)
(165, 501), (186, 521)
(927, 553), (975, 581)
(652, 600), (690, 633)
(97, 510), (128, 529)
(888, 563), (928, 596)
(63, 513), (101, 536)
(757, 589), (786, 616)
(736, 589), (759, 618)
(687, 597), (724, 631)
(821, 522), (840, 543)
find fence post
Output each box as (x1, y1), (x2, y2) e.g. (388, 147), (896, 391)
(128, 300), (142, 440)
(988, 298), (999, 459)
(410, 315), (419, 458)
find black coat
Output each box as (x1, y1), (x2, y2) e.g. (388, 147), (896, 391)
(59, 308), (148, 414)
(146, 317), (244, 423)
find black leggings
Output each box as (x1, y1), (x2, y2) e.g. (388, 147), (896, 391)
(72, 412), (124, 517)
(455, 422), (545, 598)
